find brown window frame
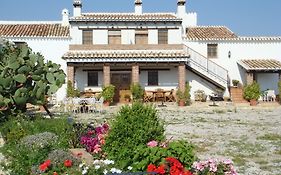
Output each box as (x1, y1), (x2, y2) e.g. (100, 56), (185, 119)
(207, 44), (218, 58)
(82, 30), (93, 45)
(158, 29), (168, 44)
(135, 29), (148, 45)
(108, 30), (121, 45)
(148, 71), (158, 86)
(88, 71), (98, 86)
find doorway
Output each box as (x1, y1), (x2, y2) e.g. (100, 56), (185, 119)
(111, 73), (131, 102)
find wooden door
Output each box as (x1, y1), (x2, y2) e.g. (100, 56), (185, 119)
(111, 73), (131, 102)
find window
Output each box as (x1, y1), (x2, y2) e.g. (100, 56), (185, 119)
(82, 30), (93, 45)
(108, 30), (121, 44)
(135, 30), (148, 45)
(207, 44), (218, 58)
(148, 71), (158, 86)
(88, 72), (98, 86)
(158, 29), (168, 44)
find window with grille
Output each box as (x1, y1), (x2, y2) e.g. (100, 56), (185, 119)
(207, 44), (218, 58)
(88, 72), (98, 86)
(148, 71), (158, 86)
(82, 30), (93, 45)
(108, 30), (121, 44)
(135, 30), (148, 45)
(158, 29), (168, 44)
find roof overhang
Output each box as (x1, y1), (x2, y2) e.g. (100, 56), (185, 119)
(238, 59), (281, 72)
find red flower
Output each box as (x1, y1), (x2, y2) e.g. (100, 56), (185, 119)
(155, 164), (166, 174)
(39, 163), (48, 172)
(147, 164), (157, 172)
(165, 157), (183, 169)
(53, 172), (58, 175)
(183, 170), (193, 175)
(45, 159), (51, 167)
(64, 159), (72, 167)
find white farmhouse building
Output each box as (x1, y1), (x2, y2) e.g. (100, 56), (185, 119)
(1, 0), (281, 103)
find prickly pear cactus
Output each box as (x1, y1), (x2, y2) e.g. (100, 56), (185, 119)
(0, 41), (65, 115)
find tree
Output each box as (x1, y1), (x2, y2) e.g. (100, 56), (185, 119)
(0, 41), (65, 118)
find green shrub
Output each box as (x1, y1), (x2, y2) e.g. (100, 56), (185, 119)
(130, 83), (144, 102)
(101, 84), (115, 102)
(132, 140), (196, 171)
(176, 82), (192, 106)
(243, 81), (261, 101)
(103, 103), (165, 169)
(66, 80), (80, 98)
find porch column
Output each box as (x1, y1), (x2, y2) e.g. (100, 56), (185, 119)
(132, 64), (140, 84)
(67, 65), (75, 85)
(178, 63), (186, 91)
(246, 72), (254, 85)
(103, 64), (111, 86)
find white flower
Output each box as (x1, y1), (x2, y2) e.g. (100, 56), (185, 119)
(82, 169), (88, 175)
(103, 159), (114, 165)
(110, 168), (122, 174)
(79, 163), (84, 168)
(95, 165), (101, 170)
(127, 166), (133, 170)
(103, 169), (108, 174)
(93, 160), (100, 164)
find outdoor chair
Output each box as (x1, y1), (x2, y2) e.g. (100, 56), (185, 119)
(96, 97), (104, 113)
(143, 91), (153, 102)
(86, 97), (96, 113)
(155, 89), (165, 102)
(72, 97), (82, 113)
(166, 89), (175, 102)
(266, 90), (276, 101)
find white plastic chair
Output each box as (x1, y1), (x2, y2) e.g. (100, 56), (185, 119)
(96, 97), (104, 113)
(266, 90), (276, 101)
(86, 97), (96, 113)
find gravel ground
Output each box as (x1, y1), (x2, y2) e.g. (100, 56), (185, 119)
(1, 102), (281, 175)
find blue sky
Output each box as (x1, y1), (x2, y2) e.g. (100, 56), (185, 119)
(0, 0), (280, 36)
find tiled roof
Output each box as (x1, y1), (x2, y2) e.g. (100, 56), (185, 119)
(186, 26), (238, 40)
(69, 13), (181, 22)
(0, 24), (70, 38)
(238, 59), (281, 71)
(63, 50), (188, 59)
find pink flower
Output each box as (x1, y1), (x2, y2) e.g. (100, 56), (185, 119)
(93, 144), (102, 153)
(147, 140), (158, 147)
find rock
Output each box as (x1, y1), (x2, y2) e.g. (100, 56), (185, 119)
(69, 148), (94, 165)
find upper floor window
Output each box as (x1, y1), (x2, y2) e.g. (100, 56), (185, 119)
(82, 30), (93, 45)
(88, 71), (98, 86)
(108, 30), (121, 44)
(207, 44), (218, 58)
(148, 71), (158, 86)
(135, 29), (148, 45)
(158, 29), (168, 44)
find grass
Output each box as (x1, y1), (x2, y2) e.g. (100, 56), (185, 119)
(212, 109), (226, 114)
(257, 133), (281, 141)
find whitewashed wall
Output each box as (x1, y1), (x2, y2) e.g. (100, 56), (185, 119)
(75, 68), (103, 92)
(93, 30), (108, 44)
(4, 37), (70, 101)
(185, 40), (281, 92)
(121, 30), (135, 44)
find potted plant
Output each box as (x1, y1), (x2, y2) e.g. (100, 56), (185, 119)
(101, 84), (115, 106)
(130, 83), (144, 102)
(176, 82), (191, 106)
(194, 89), (207, 102)
(232, 79), (240, 87)
(124, 94), (131, 103)
(243, 81), (261, 106)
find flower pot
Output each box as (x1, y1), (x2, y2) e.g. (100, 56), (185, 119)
(250, 99), (257, 106)
(178, 100), (185, 107)
(103, 101), (110, 106)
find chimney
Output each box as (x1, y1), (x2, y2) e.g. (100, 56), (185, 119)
(73, 0), (82, 17)
(135, 0), (142, 14)
(177, 0), (186, 17)
(62, 9), (70, 26)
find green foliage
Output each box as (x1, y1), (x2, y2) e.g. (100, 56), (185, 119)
(104, 103), (165, 169)
(101, 84), (115, 102)
(0, 115), (77, 175)
(176, 82), (192, 105)
(130, 83), (144, 102)
(232, 79), (240, 86)
(132, 140), (196, 171)
(66, 80), (80, 97)
(0, 41), (65, 116)
(243, 81), (261, 100)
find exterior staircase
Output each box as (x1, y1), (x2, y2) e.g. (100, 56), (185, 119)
(183, 45), (228, 90)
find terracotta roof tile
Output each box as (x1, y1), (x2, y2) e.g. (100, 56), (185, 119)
(63, 50), (188, 59)
(186, 26), (238, 40)
(0, 24), (70, 37)
(70, 13), (180, 22)
(238, 59), (281, 71)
